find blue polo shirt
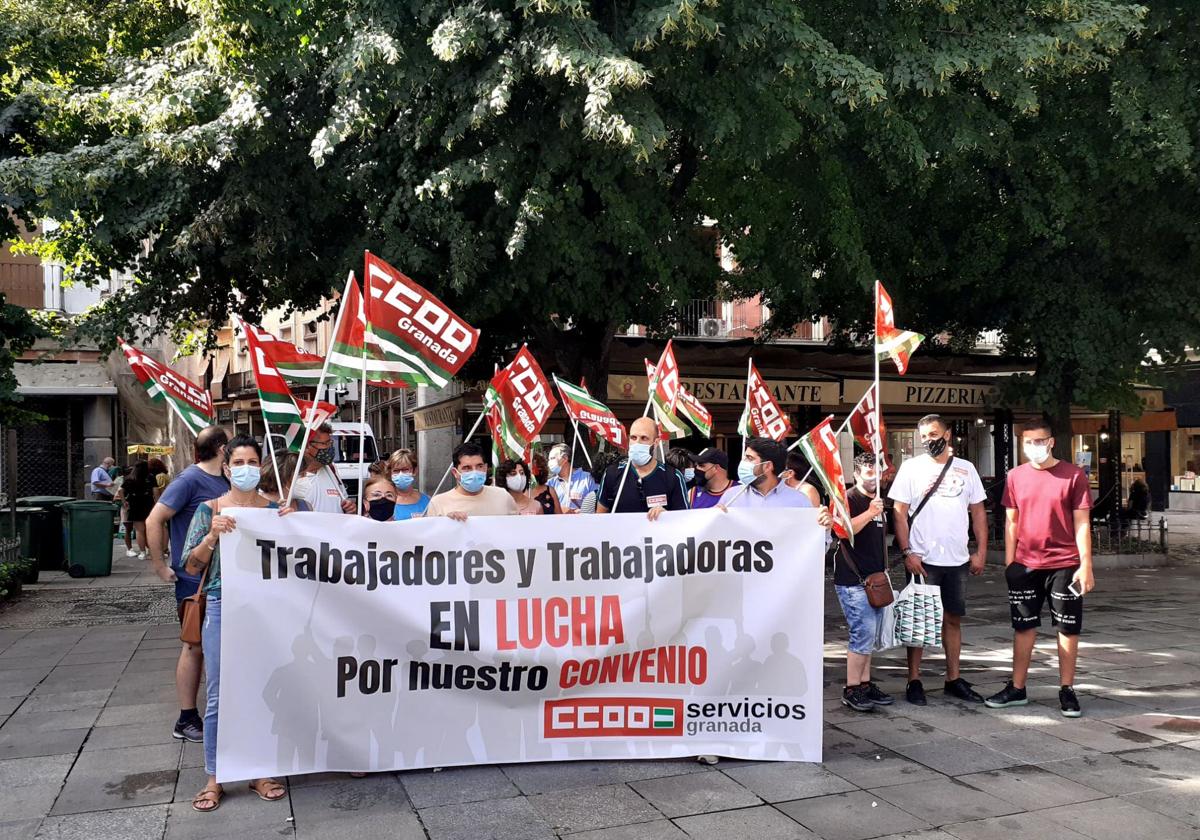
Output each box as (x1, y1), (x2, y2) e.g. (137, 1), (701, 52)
(549, 467), (599, 512)
(723, 480), (813, 509)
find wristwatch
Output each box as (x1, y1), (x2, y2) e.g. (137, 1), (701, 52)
(900, 547), (913, 557)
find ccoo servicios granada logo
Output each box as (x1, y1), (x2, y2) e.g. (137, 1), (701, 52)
(542, 696), (806, 738)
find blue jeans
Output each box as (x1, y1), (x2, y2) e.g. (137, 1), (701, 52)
(202, 594), (221, 776)
(836, 584), (882, 655)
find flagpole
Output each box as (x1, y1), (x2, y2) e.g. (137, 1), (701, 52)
(430, 406), (489, 497)
(356, 339), (369, 514)
(874, 281), (882, 502)
(742, 357), (752, 455)
(286, 271), (355, 508)
(610, 389), (655, 513)
(572, 417), (593, 469)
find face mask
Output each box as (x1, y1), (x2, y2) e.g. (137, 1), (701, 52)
(230, 464), (260, 492)
(683, 468), (696, 484)
(312, 446), (335, 466)
(506, 474), (528, 492)
(459, 471), (487, 493)
(547, 458), (562, 476)
(924, 437), (948, 458)
(1024, 443), (1051, 465)
(737, 460), (761, 487)
(367, 498), (396, 521)
(391, 473), (415, 491)
(629, 443), (653, 467)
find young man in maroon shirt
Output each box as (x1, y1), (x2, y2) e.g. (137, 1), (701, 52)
(986, 419), (1094, 717)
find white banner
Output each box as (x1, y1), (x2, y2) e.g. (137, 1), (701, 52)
(217, 508), (825, 781)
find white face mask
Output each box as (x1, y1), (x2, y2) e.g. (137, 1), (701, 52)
(1023, 443), (1051, 465)
(505, 474), (528, 492)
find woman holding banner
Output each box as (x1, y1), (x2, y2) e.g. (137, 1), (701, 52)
(529, 451), (564, 515)
(496, 459), (544, 515)
(360, 474), (402, 521)
(386, 448), (430, 520)
(182, 435), (293, 813)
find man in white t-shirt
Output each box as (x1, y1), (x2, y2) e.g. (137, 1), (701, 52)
(889, 414), (989, 707)
(426, 442), (518, 520)
(292, 422), (357, 514)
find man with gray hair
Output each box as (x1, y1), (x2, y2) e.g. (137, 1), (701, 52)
(292, 421), (357, 514)
(546, 442), (598, 513)
(89, 457), (116, 500)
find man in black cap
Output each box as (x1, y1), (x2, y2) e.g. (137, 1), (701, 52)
(689, 447), (738, 509)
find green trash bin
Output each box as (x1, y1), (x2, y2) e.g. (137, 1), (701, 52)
(16, 496), (74, 571)
(61, 500), (119, 578)
(1, 508), (43, 582)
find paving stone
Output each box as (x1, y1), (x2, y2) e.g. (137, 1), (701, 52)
(673, 804), (818, 839)
(964, 729), (1098, 764)
(34, 804), (169, 840)
(835, 716), (952, 750)
(630, 771), (760, 818)
(528, 782), (662, 834)
(501, 759), (708, 796)
(288, 774), (416, 836)
(20, 690), (111, 714)
(420, 795), (555, 840)
(822, 748), (941, 789)
(9, 709), (101, 734)
(1105, 711), (1200, 743)
(777, 790), (931, 840)
(872, 832), (960, 840)
(1113, 741), (1200, 780)
(50, 744), (180, 815)
(94, 702), (178, 727)
(57, 651), (135, 667)
(869, 777), (1019, 826)
(564, 819), (688, 840)
(0, 696), (22, 715)
(400, 765), (519, 807)
(891, 738), (1022, 776)
(720, 761), (857, 802)
(1037, 796), (1197, 840)
(1043, 719), (1167, 752)
(0, 668), (50, 698)
(940, 811), (1092, 840)
(1039, 752), (1172, 796)
(1122, 786), (1200, 828)
(161, 793), (294, 840)
(0, 819), (41, 839)
(81, 722), (175, 752)
(955, 765), (1105, 811)
(0, 727), (89, 760)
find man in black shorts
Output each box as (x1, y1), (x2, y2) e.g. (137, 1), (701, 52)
(986, 419), (1094, 717)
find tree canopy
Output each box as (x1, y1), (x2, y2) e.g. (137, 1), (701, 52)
(2, 0), (1180, 428)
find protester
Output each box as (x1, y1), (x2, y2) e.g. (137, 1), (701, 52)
(889, 414), (989, 706)
(835, 454), (893, 712)
(596, 417), (688, 519)
(986, 419), (1094, 717)
(360, 474), (401, 521)
(496, 459), (543, 515)
(291, 422), (356, 514)
(547, 442), (598, 513)
(113, 467), (135, 557)
(386, 448), (430, 520)
(664, 447), (697, 487)
(181, 434), (290, 812)
(146, 426), (230, 743)
(88, 457), (116, 500)
(116, 461), (155, 559)
(528, 451), (564, 514)
(725, 438), (827, 514)
(578, 450), (622, 513)
(148, 457), (170, 501)
(259, 453), (309, 510)
(783, 451), (823, 506)
(426, 442), (519, 521)
(689, 448), (737, 509)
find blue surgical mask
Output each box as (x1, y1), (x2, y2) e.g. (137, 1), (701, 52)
(683, 468), (696, 483)
(459, 470), (487, 493)
(737, 459), (760, 487)
(392, 473), (415, 491)
(230, 464), (260, 492)
(629, 443), (653, 467)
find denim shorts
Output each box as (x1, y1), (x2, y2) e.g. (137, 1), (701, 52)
(836, 585), (882, 655)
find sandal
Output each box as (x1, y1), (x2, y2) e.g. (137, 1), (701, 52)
(248, 778), (287, 802)
(192, 784), (223, 812)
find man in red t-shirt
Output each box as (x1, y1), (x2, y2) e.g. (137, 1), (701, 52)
(985, 418), (1094, 718)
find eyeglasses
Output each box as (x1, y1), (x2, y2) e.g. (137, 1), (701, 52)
(1026, 437), (1052, 447)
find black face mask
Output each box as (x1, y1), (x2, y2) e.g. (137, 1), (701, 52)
(367, 498), (396, 521)
(924, 437), (948, 458)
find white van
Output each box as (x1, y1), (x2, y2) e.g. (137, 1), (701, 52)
(330, 421), (379, 498)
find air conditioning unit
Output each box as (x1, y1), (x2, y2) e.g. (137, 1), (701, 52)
(698, 317), (729, 338)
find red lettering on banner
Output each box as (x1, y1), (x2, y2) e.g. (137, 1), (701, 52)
(496, 596), (625, 650)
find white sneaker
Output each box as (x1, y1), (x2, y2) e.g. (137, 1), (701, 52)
(696, 755), (719, 765)
(125, 549), (139, 558)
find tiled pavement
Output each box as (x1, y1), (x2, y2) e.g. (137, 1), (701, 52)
(1, 547), (1199, 839)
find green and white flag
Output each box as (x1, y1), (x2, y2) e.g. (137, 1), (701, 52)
(117, 338), (214, 437)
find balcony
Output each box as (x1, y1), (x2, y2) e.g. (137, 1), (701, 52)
(626, 299), (828, 343)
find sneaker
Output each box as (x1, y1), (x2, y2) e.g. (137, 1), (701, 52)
(984, 681), (1029, 709)
(841, 684), (875, 713)
(125, 549), (139, 558)
(1059, 686), (1082, 718)
(696, 754), (720, 765)
(864, 682), (894, 706)
(172, 718), (203, 743)
(944, 678), (985, 703)
(905, 679), (927, 706)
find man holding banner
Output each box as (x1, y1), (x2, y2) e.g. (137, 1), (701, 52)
(595, 417), (688, 519)
(426, 442), (519, 520)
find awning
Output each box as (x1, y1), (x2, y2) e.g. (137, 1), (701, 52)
(16, 361), (117, 395)
(1072, 410), (1178, 434)
(127, 444), (175, 455)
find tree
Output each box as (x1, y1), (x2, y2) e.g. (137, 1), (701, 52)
(733, 5), (1200, 452)
(0, 0), (1148, 403)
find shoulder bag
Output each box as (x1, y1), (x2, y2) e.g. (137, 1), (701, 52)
(179, 499), (219, 645)
(837, 540), (894, 608)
